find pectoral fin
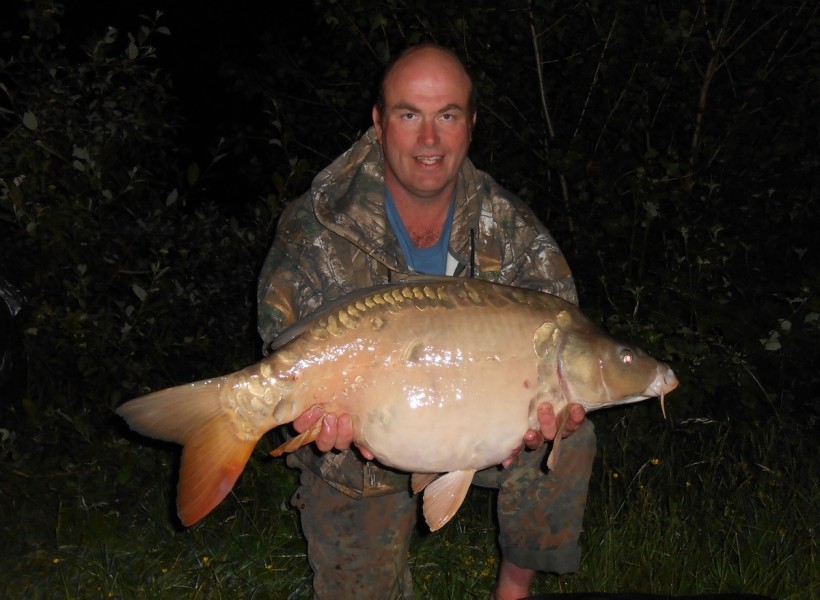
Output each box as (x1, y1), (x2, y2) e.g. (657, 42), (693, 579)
(546, 406), (572, 471)
(421, 469), (476, 532)
(270, 419), (324, 457)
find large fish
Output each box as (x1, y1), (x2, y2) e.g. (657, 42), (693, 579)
(117, 277), (678, 531)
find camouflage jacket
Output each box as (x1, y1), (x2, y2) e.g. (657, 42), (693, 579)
(257, 126), (578, 497)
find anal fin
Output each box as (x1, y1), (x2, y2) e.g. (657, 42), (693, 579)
(411, 472), (440, 494)
(421, 469), (476, 532)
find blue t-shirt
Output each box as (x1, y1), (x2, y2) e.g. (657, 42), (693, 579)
(385, 186), (455, 275)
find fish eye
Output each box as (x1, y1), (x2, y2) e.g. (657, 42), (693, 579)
(620, 349), (634, 365)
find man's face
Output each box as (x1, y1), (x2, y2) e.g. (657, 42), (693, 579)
(373, 48), (476, 205)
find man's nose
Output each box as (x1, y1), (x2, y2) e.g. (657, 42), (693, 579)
(418, 119), (439, 146)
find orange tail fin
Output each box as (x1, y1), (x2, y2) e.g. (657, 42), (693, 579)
(116, 378), (259, 526)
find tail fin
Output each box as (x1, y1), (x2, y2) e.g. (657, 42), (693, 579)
(116, 378), (258, 526)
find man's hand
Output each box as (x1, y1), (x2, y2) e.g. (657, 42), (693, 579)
(292, 405), (375, 460)
(501, 402), (586, 468)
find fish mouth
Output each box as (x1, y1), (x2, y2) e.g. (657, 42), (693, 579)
(647, 365), (678, 419)
(655, 365), (679, 394)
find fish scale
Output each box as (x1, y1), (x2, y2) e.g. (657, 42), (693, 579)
(117, 276), (678, 531)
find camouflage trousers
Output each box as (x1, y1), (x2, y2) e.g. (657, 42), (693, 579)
(288, 420), (596, 600)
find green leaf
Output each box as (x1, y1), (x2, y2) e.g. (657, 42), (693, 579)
(187, 162), (200, 186)
(22, 111), (38, 131)
(131, 284), (147, 302)
(21, 398), (37, 418)
(116, 458), (134, 484)
(72, 146), (90, 161)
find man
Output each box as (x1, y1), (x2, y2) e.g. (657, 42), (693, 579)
(257, 44), (596, 600)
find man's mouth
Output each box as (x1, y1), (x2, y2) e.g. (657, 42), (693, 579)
(415, 155), (443, 165)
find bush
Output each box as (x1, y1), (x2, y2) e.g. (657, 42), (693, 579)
(0, 5), (273, 451)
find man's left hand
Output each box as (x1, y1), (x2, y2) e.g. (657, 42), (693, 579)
(501, 402), (586, 468)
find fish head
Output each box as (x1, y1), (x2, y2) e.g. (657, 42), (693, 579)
(542, 311), (679, 415)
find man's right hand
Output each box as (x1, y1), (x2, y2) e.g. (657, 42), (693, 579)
(292, 405), (375, 460)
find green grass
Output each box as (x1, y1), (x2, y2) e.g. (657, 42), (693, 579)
(1, 404), (816, 599)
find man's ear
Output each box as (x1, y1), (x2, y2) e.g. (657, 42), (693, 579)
(372, 105), (383, 141)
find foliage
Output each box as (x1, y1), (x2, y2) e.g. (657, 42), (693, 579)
(0, 0), (818, 598)
(0, 3), (276, 447)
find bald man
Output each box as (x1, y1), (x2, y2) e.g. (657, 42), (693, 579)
(257, 44), (595, 600)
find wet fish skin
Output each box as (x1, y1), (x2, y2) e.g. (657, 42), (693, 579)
(117, 277), (678, 530)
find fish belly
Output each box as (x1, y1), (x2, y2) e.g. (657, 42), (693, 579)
(347, 359), (539, 473)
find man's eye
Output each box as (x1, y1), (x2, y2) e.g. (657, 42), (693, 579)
(401, 113), (417, 120)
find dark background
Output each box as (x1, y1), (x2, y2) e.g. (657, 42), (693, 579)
(0, 2), (817, 596)
(1, 0), (818, 477)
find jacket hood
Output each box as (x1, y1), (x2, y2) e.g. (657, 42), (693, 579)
(310, 127), (483, 272)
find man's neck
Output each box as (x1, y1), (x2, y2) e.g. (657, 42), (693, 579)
(389, 188), (455, 249)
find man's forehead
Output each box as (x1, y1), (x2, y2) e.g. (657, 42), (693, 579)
(384, 56), (471, 105)
(386, 49), (470, 88)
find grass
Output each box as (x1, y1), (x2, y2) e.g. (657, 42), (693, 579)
(1, 402), (816, 599)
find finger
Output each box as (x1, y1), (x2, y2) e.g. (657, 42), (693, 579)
(355, 443), (375, 461)
(293, 405), (323, 433)
(315, 413), (337, 452)
(563, 404), (587, 437)
(523, 428), (543, 450)
(502, 444), (524, 469)
(538, 403), (558, 441)
(335, 414), (353, 451)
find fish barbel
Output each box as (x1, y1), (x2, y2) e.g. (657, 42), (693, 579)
(117, 277), (678, 530)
